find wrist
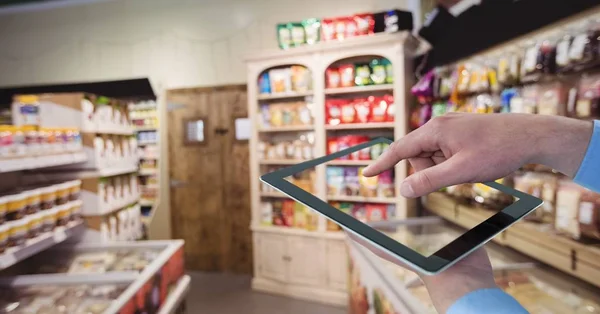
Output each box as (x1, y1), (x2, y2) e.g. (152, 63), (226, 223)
(420, 270), (497, 313)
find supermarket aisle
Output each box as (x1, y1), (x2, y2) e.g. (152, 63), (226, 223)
(186, 272), (347, 314)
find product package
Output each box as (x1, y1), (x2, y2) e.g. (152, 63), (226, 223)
(290, 66), (311, 93)
(575, 74), (600, 118)
(302, 18), (321, 45)
(327, 166), (345, 196)
(358, 167), (378, 197)
(277, 24), (292, 49)
(374, 9), (413, 33)
(343, 167), (360, 196)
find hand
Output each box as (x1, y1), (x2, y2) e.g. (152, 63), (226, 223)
(364, 113), (593, 198)
(348, 233), (496, 313)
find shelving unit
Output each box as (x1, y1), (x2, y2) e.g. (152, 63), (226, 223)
(246, 32), (418, 306)
(0, 152), (87, 173)
(327, 195), (397, 204)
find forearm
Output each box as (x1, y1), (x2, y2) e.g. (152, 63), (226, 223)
(421, 271), (497, 313)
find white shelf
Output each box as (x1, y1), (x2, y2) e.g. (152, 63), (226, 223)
(326, 160), (372, 166)
(81, 196), (140, 217)
(0, 221), (84, 269)
(0, 152), (87, 173)
(325, 122), (395, 130)
(157, 275), (191, 314)
(139, 168), (158, 176)
(327, 195), (397, 204)
(259, 159), (306, 165)
(258, 125), (314, 133)
(83, 125), (134, 135)
(252, 225), (344, 240)
(325, 84), (393, 95)
(138, 141), (158, 146)
(135, 126), (158, 132)
(98, 166), (140, 177)
(257, 91), (313, 100)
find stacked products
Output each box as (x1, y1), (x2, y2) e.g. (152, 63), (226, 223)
(258, 66), (311, 95)
(326, 95), (394, 125)
(260, 199), (319, 231)
(328, 202), (395, 231)
(327, 136), (389, 160)
(0, 180), (82, 252)
(137, 130), (158, 144)
(84, 203), (143, 242)
(82, 173), (140, 215)
(88, 134), (138, 169)
(129, 101), (158, 128)
(259, 101), (313, 129)
(276, 10), (413, 49)
(326, 58), (393, 88)
(258, 134), (315, 161)
(0, 126), (82, 159)
(327, 166), (394, 198)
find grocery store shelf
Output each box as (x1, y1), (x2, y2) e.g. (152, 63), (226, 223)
(81, 196), (140, 217)
(0, 221), (84, 270)
(252, 225), (345, 240)
(99, 166), (140, 177)
(423, 192), (600, 289)
(326, 160), (373, 166)
(140, 199), (155, 206)
(257, 91), (313, 100)
(259, 159), (306, 165)
(138, 140), (158, 146)
(258, 125), (314, 133)
(325, 122), (395, 130)
(0, 152), (87, 173)
(260, 191), (289, 198)
(328, 195), (396, 204)
(87, 126), (134, 135)
(139, 168), (158, 176)
(158, 275), (191, 314)
(324, 84), (393, 95)
(135, 126), (158, 132)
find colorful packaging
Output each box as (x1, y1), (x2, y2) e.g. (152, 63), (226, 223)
(334, 18), (347, 40)
(355, 63), (372, 86)
(575, 74), (600, 118)
(291, 66), (311, 93)
(272, 200), (284, 226)
(321, 18), (336, 41)
(366, 204), (387, 222)
(354, 13), (375, 36)
(325, 99), (343, 125)
(370, 59), (387, 84)
(282, 200), (295, 227)
(370, 96), (388, 122)
(327, 167), (345, 196)
(339, 64), (355, 87)
(277, 24), (292, 49)
(359, 167), (378, 197)
(340, 100), (356, 123)
(383, 59), (393, 83)
(268, 68), (292, 94)
(290, 23), (305, 47)
(385, 94), (395, 122)
(352, 204), (367, 223)
(354, 98), (371, 123)
(343, 167), (360, 196)
(326, 68), (341, 89)
(537, 82), (567, 116)
(345, 16), (358, 38)
(258, 72), (271, 94)
(302, 18), (321, 45)
(378, 170), (395, 198)
(294, 203), (307, 229)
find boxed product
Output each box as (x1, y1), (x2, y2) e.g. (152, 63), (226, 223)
(343, 167), (360, 196)
(327, 166), (345, 196)
(282, 200), (295, 227)
(80, 174), (140, 216)
(293, 203), (307, 229)
(269, 68), (293, 94)
(374, 9), (413, 33)
(272, 200), (284, 226)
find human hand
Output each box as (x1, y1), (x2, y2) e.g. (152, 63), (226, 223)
(347, 233), (495, 313)
(364, 113), (593, 198)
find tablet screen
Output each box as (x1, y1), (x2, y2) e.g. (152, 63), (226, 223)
(281, 140), (518, 258)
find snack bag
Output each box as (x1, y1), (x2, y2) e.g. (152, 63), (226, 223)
(321, 18), (336, 41)
(326, 68), (341, 89)
(378, 170), (395, 198)
(340, 100), (356, 123)
(370, 59), (387, 84)
(369, 96), (388, 122)
(383, 59), (393, 83)
(366, 204), (387, 222)
(282, 200), (295, 226)
(277, 24), (292, 49)
(302, 18), (321, 45)
(327, 137), (339, 155)
(290, 23), (305, 47)
(326, 99), (343, 125)
(258, 72), (271, 94)
(272, 200), (284, 226)
(385, 94), (395, 122)
(354, 98), (371, 123)
(355, 63), (372, 86)
(344, 167), (360, 196)
(353, 204), (367, 222)
(354, 13), (375, 36)
(345, 16), (358, 38)
(359, 167), (378, 197)
(269, 104), (283, 127)
(269, 68), (292, 94)
(411, 70), (435, 97)
(334, 18), (347, 40)
(327, 166), (345, 196)
(294, 203), (307, 229)
(291, 66), (311, 93)
(339, 64), (355, 87)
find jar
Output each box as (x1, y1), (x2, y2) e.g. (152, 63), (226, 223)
(40, 186), (57, 210)
(68, 180), (82, 201)
(0, 224), (8, 253)
(6, 193), (26, 221)
(70, 200), (82, 221)
(54, 129), (65, 153)
(22, 126), (39, 156)
(44, 128), (56, 152)
(0, 126), (14, 159)
(25, 188), (41, 215)
(56, 205), (70, 227)
(55, 183), (70, 205)
(0, 196), (7, 224)
(27, 212), (43, 238)
(12, 126), (26, 157)
(7, 219), (28, 247)
(42, 208), (58, 232)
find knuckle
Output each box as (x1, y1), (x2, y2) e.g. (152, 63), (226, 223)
(417, 171), (434, 191)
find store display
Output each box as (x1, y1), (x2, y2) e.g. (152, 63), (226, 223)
(325, 95), (394, 125)
(326, 58), (392, 90)
(79, 173), (140, 216)
(259, 101), (313, 129)
(326, 166), (394, 199)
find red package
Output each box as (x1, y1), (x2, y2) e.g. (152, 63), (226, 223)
(354, 98), (371, 123)
(334, 18), (347, 40)
(321, 18), (336, 41)
(354, 13), (375, 36)
(340, 100), (356, 123)
(327, 137), (339, 155)
(358, 136), (371, 160)
(337, 136), (351, 160)
(345, 17), (358, 38)
(366, 204), (387, 222)
(326, 67), (341, 89)
(326, 99), (343, 125)
(339, 64), (355, 87)
(369, 96), (388, 122)
(282, 200), (295, 227)
(385, 94), (395, 122)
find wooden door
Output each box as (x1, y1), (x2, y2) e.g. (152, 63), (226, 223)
(255, 233), (288, 282)
(287, 237), (326, 286)
(167, 85), (252, 273)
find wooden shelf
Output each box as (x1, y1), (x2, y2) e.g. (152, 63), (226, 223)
(258, 125), (314, 133)
(325, 84), (393, 95)
(328, 195), (396, 204)
(325, 122), (395, 130)
(424, 192), (600, 289)
(327, 160), (372, 166)
(257, 91), (313, 100)
(259, 159), (305, 165)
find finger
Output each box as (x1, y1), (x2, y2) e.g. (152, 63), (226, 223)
(408, 157), (436, 172)
(400, 155), (472, 198)
(363, 128), (435, 177)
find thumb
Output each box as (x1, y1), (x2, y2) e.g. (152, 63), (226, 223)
(400, 156), (471, 198)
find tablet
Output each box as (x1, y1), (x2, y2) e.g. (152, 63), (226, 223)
(260, 137), (543, 275)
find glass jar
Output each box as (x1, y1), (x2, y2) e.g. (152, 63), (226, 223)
(55, 183), (70, 205)
(26, 188), (41, 215)
(27, 212), (43, 238)
(6, 193), (26, 221)
(40, 185), (57, 210)
(56, 204), (70, 227)
(7, 219), (28, 247)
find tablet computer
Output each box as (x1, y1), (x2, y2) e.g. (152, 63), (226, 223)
(260, 137), (543, 275)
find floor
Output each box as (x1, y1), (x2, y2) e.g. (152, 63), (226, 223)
(186, 272), (347, 314)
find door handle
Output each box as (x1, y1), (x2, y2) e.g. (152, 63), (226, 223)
(170, 179), (188, 188)
(214, 128), (229, 135)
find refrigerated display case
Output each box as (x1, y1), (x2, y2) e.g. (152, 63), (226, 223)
(347, 218), (600, 314)
(0, 240), (188, 314)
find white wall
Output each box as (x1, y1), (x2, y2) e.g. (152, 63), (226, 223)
(0, 0), (408, 90)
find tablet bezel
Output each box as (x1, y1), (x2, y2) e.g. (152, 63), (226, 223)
(260, 137), (543, 274)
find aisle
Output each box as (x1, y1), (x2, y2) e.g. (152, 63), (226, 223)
(186, 272), (347, 314)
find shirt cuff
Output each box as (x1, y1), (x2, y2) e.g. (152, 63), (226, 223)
(447, 288), (528, 314)
(574, 120), (600, 192)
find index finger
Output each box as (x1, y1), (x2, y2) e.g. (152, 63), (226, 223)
(362, 127), (432, 177)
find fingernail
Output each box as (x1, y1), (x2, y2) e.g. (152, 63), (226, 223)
(400, 181), (415, 198)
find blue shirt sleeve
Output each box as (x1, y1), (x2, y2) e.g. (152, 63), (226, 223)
(447, 288), (528, 314)
(574, 120), (600, 192)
